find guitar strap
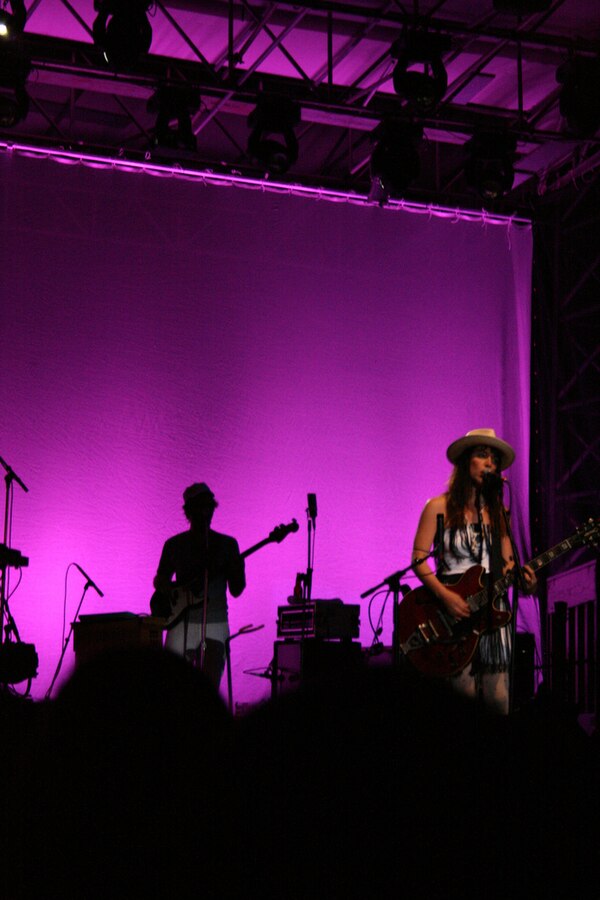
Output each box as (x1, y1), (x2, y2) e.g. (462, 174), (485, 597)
(489, 520), (503, 584)
(476, 498), (503, 583)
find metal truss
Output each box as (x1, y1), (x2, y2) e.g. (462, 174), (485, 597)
(1, 0), (599, 208)
(532, 170), (600, 570)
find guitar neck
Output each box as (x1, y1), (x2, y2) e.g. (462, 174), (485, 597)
(240, 520), (298, 559)
(491, 531), (587, 602)
(241, 538), (270, 559)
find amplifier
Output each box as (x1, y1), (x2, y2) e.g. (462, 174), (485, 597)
(277, 600), (360, 640)
(73, 614), (164, 666)
(272, 638), (363, 698)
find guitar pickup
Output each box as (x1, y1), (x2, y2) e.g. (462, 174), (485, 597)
(426, 619), (440, 639)
(417, 624), (431, 643)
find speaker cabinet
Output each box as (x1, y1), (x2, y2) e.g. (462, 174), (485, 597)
(271, 639), (362, 698)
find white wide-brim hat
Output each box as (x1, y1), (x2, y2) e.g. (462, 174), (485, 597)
(446, 428), (515, 470)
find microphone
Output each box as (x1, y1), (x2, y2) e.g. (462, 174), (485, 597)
(307, 493), (317, 522)
(74, 563), (105, 597)
(481, 471), (506, 495)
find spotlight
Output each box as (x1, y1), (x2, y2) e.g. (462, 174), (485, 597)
(0, 0), (26, 39)
(369, 120), (423, 200)
(391, 30), (451, 113)
(148, 85), (201, 151)
(0, 49), (30, 126)
(464, 132), (517, 202)
(93, 0), (152, 70)
(557, 56), (600, 138)
(247, 95), (300, 175)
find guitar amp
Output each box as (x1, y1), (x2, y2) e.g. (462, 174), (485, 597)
(272, 638), (363, 698)
(277, 600), (360, 640)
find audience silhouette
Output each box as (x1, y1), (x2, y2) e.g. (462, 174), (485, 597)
(2, 648), (597, 899)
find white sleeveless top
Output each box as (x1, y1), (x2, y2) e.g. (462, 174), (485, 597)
(442, 524), (491, 575)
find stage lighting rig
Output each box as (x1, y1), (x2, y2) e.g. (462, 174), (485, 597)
(493, 0), (552, 12)
(247, 95), (300, 176)
(148, 85), (201, 151)
(391, 30), (451, 113)
(0, 0), (26, 39)
(93, 0), (153, 70)
(369, 119), (423, 201)
(557, 56), (600, 138)
(464, 131), (517, 202)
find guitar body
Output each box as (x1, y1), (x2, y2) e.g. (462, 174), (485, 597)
(150, 586), (200, 630)
(395, 566), (511, 678)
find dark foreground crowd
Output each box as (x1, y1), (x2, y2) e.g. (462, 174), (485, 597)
(1, 648), (598, 900)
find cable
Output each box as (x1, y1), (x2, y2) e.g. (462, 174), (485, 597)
(367, 588), (391, 648)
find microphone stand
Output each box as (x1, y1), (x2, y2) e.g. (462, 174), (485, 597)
(300, 500), (316, 644)
(45, 582), (91, 700)
(0, 456), (28, 650)
(482, 474), (527, 713)
(197, 517), (210, 674)
(224, 623), (264, 714)
(500, 502), (528, 714)
(361, 551), (436, 666)
(476, 488), (495, 636)
(305, 506), (315, 603)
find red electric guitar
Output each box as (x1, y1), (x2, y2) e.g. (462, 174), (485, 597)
(395, 519), (599, 678)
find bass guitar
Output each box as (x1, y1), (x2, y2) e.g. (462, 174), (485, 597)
(395, 519), (599, 678)
(151, 519), (299, 629)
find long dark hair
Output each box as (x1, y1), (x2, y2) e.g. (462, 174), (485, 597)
(445, 450), (507, 559)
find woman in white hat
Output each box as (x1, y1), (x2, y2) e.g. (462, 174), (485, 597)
(411, 429), (536, 713)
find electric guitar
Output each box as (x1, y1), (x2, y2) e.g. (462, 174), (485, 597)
(151, 519), (299, 629)
(395, 519), (599, 678)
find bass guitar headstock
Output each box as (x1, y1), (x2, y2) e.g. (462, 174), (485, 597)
(269, 519), (299, 544)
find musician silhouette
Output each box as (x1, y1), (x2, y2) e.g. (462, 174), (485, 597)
(152, 483), (246, 685)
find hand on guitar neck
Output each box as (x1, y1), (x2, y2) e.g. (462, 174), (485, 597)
(436, 563), (536, 620)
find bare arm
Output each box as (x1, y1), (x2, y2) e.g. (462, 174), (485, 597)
(412, 496), (471, 620)
(501, 533), (537, 593)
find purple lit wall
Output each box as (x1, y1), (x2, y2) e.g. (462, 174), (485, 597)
(1, 152), (535, 705)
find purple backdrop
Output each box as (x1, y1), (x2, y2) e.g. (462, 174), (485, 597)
(1, 152), (534, 704)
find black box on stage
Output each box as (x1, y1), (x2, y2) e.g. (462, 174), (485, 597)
(272, 639), (363, 698)
(73, 614), (164, 666)
(277, 600), (360, 640)
(513, 631), (536, 707)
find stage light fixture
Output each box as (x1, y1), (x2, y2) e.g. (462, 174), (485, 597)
(148, 85), (201, 151)
(92, 0), (153, 70)
(493, 0), (552, 11)
(391, 30), (451, 113)
(464, 132), (517, 202)
(247, 95), (300, 175)
(369, 120), (423, 200)
(0, 49), (30, 126)
(0, 0), (26, 39)
(556, 56), (600, 138)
